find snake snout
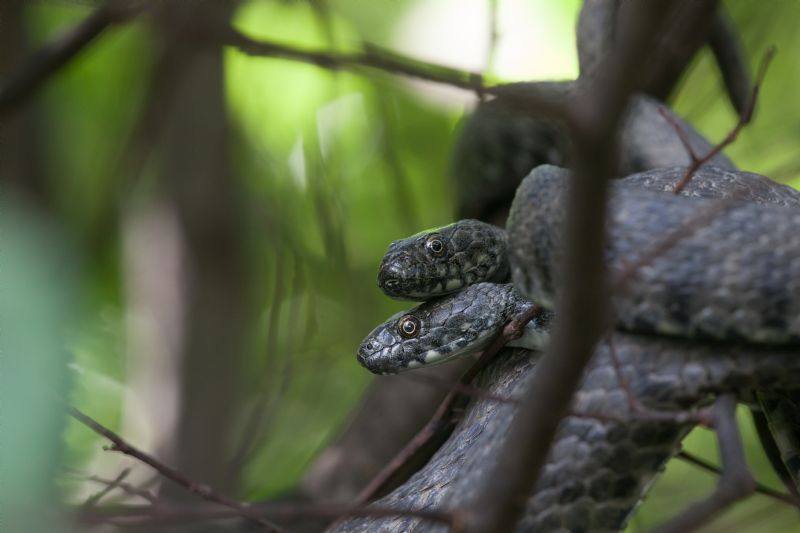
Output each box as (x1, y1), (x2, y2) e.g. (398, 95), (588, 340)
(378, 259), (411, 295)
(357, 340), (390, 374)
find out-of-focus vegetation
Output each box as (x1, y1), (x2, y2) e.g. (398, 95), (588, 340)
(2, 1), (800, 531)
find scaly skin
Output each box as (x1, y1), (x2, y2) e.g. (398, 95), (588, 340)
(380, 166), (800, 305)
(357, 283), (551, 375)
(365, 168), (800, 531)
(508, 165), (800, 344)
(377, 221), (509, 301)
(343, 297), (800, 531)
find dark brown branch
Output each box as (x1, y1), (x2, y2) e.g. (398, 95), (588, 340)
(77, 501), (461, 530)
(672, 46), (776, 193)
(219, 25), (570, 123)
(66, 405), (285, 532)
(221, 27), (484, 92)
(0, 1), (142, 116)
(466, 3), (677, 531)
(676, 451), (800, 507)
(653, 394), (756, 533)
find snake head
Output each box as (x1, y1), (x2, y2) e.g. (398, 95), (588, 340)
(358, 283), (525, 374)
(377, 220), (509, 300)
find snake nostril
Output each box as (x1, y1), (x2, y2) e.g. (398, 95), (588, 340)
(366, 343), (373, 350)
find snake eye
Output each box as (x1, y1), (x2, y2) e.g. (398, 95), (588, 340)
(398, 315), (421, 338)
(425, 237), (445, 257)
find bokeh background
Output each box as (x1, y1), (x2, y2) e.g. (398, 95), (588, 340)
(3, 0), (800, 531)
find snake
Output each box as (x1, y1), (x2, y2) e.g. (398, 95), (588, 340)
(343, 165), (800, 532)
(335, 2), (785, 529)
(362, 165), (800, 374)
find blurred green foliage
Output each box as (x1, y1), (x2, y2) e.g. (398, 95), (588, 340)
(5, 0), (800, 531)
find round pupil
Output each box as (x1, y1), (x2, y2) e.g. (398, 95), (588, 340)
(428, 239), (443, 253)
(403, 320), (416, 334)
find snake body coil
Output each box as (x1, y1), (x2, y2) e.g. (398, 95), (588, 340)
(508, 166), (800, 344)
(348, 164), (800, 532)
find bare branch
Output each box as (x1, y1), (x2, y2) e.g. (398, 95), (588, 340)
(676, 451), (800, 507)
(66, 405), (285, 532)
(77, 500), (462, 530)
(81, 468), (133, 508)
(221, 27), (485, 92)
(672, 46), (776, 193)
(653, 394), (756, 533)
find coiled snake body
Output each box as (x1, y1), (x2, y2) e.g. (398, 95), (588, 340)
(344, 165), (800, 532)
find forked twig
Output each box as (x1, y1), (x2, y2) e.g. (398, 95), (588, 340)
(82, 468), (134, 508)
(78, 500), (463, 531)
(669, 46), (776, 194)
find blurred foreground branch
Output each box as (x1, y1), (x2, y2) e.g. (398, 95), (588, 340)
(0, 1), (144, 116)
(465, 2), (676, 531)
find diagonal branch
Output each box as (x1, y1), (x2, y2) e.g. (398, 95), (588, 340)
(0, 1), (144, 116)
(653, 394), (756, 533)
(66, 405), (285, 532)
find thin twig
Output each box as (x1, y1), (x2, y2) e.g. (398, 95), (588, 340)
(676, 451), (800, 507)
(77, 501), (462, 530)
(78, 474), (159, 506)
(82, 468), (133, 508)
(653, 394), (756, 533)
(66, 405), (285, 532)
(219, 26), (569, 123)
(221, 27), (485, 93)
(671, 46), (776, 193)
(657, 106), (700, 161)
(353, 305), (544, 505)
